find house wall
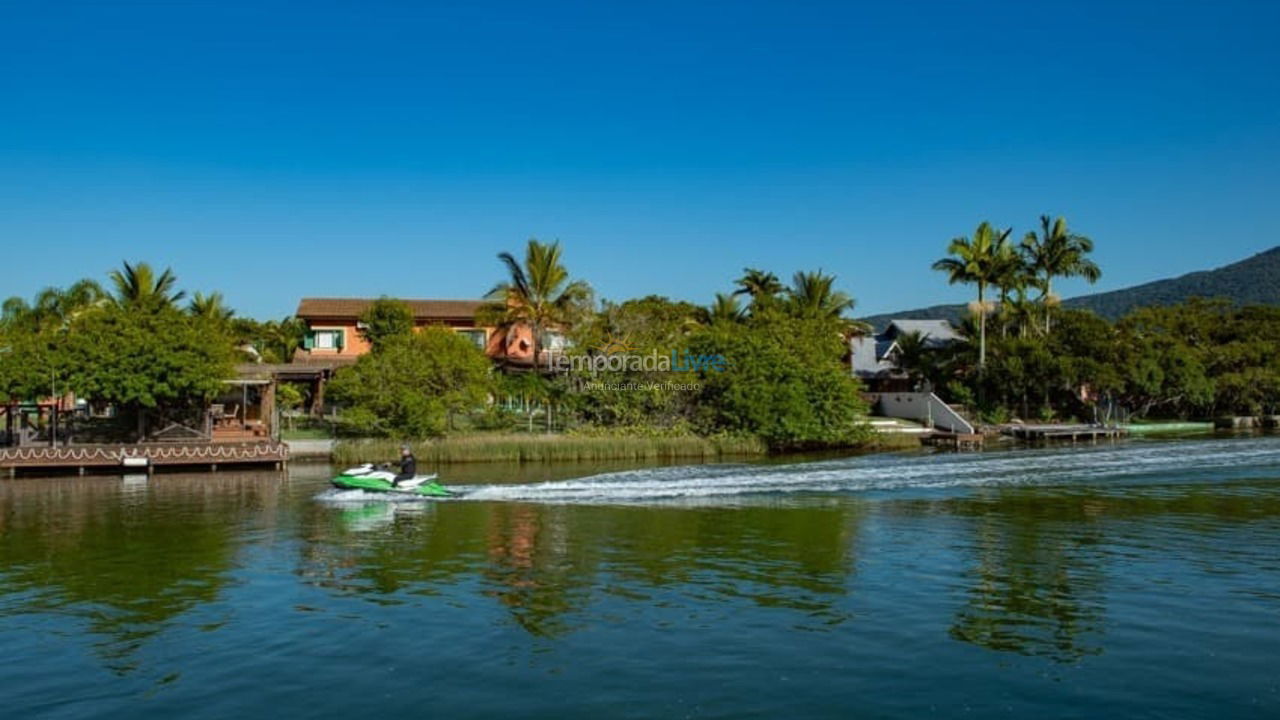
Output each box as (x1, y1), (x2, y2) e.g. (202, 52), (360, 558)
(299, 317), (504, 361)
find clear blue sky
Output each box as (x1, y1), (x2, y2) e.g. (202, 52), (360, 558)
(2, 0), (1278, 319)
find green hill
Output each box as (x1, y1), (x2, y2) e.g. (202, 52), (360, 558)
(861, 246), (1280, 330)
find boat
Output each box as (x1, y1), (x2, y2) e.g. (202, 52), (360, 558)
(330, 463), (455, 497)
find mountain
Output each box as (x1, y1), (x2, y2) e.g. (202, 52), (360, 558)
(860, 246), (1280, 330)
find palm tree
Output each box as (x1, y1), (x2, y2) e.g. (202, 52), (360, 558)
(733, 268), (783, 311)
(698, 292), (746, 325)
(893, 330), (935, 388)
(2, 280), (106, 333)
(932, 221), (1013, 368)
(1021, 215), (1100, 334)
(188, 291), (235, 323)
(992, 248), (1034, 338)
(786, 268), (855, 319)
(108, 261), (185, 309)
(482, 239), (591, 368)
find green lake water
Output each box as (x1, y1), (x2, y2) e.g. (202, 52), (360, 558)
(3, 436), (1280, 718)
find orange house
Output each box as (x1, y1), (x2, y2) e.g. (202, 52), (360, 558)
(292, 297), (557, 368)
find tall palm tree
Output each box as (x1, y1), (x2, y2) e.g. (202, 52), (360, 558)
(481, 239), (591, 368)
(733, 268), (783, 312)
(991, 248), (1034, 338)
(932, 221), (1013, 368)
(108, 261), (185, 309)
(698, 292), (746, 325)
(188, 291), (235, 322)
(1021, 215), (1100, 334)
(785, 270), (856, 321)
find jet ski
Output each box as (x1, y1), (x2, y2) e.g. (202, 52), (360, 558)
(330, 463), (455, 497)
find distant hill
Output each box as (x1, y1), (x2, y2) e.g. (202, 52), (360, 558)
(860, 246), (1280, 330)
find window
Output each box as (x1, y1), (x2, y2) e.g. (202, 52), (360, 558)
(458, 329), (487, 349)
(311, 329), (344, 350)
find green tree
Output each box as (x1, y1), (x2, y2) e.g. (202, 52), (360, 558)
(688, 311), (869, 450)
(108, 261), (186, 309)
(328, 327), (493, 437)
(784, 270), (856, 323)
(188, 291), (235, 323)
(482, 239), (591, 368)
(2, 280), (107, 334)
(698, 293), (746, 325)
(1022, 215), (1100, 333)
(933, 221), (1014, 368)
(61, 305), (235, 438)
(733, 268), (784, 312)
(358, 297), (415, 352)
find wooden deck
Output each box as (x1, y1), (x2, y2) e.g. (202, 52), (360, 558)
(922, 431), (985, 450)
(0, 440), (289, 476)
(1002, 424), (1126, 443)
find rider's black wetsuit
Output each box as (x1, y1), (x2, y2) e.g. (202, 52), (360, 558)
(392, 454), (416, 486)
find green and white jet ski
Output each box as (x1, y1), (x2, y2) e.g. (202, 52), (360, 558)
(330, 463), (455, 497)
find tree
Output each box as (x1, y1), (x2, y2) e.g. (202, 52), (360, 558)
(1022, 215), (1100, 333)
(699, 293), (746, 325)
(358, 297), (415, 352)
(108, 261), (186, 309)
(188, 291), (235, 323)
(784, 270), (856, 322)
(932, 221), (1013, 368)
(687, 313), (870, 450)
(733, 268), (784, 311)
(893, 330), (936, 388)
(481, 238), (591, 367)
(2, 280), (107, 334)
(328, 327), (492, 437)
(61, 304), (235, 438)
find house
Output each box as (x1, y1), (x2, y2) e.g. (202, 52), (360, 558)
(850, 319), (962, 391)
(292, 296), (567, 368)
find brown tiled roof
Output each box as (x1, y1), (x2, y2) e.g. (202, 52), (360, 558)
(295, 297), (486, 321)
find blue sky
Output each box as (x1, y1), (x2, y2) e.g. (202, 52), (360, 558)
(2, 0), (1278, 319)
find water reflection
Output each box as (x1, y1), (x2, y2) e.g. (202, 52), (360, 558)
(296, 497), (864, 637)
(0, 472), (284, 673)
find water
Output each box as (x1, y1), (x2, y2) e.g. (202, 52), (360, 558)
(3, 437), (1280, 718)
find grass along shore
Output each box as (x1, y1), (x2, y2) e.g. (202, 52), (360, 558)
(331, 433), (770, 465)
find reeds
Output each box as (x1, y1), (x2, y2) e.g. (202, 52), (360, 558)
(331, 433), (769, 465)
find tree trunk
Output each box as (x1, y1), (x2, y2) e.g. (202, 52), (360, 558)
(977, 282), (987, 369)
(1044, 279), (1053, 335)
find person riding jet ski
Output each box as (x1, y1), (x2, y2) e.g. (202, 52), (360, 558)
(391, 444), (416, 487)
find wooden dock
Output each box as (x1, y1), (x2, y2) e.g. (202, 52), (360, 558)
(1002, 424), (1126, 443)
(922, 431), (985, 450)
(0, 441), (289, 476)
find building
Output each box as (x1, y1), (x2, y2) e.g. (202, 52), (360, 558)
(850, 319), (962, 392)
(284, 297), (566, 413)
(294, 297), (495, 362)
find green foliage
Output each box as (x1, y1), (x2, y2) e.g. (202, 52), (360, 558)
(687, 311), (870, 450)
(61, 304), (235, 409)
(108, 261), (185, 309)
(328, 327), (493, 438)
(0, 328), (55, 400)
(276, 382), (304, 410)
(481, 238), (592, 360)
(358, 297), (415, 351)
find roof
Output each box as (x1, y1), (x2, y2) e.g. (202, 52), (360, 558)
(295, 297), (486, 321)
(849, 336), (899, 378)
(884, 319), (962, 347)
(849, 318), (962, 378)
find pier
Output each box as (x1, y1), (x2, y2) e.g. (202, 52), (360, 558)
(1002, 424), (1126, 443)
(0, 441), (289, 476)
